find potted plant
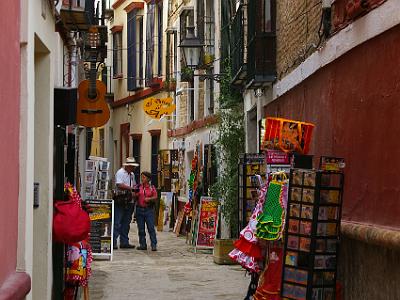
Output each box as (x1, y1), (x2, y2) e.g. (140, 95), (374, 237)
(204, 53), (215, 66)
(181, 66), (194, 82)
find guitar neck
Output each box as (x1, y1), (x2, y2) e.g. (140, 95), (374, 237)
(88, 52), (97, 99)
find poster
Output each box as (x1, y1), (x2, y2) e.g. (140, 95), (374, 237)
(195, 197), (219, 249)
(86, 199), (113, 259)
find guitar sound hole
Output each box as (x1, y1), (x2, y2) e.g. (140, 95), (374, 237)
(88, 89), (98, 101)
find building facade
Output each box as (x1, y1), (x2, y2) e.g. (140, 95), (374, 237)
(105, 0), (170, 183)
(0, 0), (104, 299)
(167, 0), (220, 200)
(228, 0), (400, 298)
(0, 1), (31, 299)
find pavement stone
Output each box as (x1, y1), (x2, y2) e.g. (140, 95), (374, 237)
(88, 222), (249, 300)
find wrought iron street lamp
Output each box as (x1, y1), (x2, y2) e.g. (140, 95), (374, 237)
(179, 26), (204, 69)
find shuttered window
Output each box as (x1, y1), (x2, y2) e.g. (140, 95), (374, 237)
(113, 32), (122, 77)
(127, 10), (137, 90)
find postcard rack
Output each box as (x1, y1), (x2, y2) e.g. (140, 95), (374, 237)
(281, 169), (344, 300)
(238, 153), (266, 233)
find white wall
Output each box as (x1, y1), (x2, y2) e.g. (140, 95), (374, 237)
(18, 1), (60, 299)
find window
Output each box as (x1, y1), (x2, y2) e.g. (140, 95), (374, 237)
(127, 10), (137, 90)
(113, 31), (123, 77)
(180, 9), (194, 41)
(145, 1), (163, 85)
(132, 138), (141, 183)
(157, 2), (163, 77)
(137, 16), (144, 87)
(261, 0), (272, 33)
(204, 0), (215, 56)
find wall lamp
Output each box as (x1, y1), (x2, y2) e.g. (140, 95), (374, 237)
(179, 25), (224, 82)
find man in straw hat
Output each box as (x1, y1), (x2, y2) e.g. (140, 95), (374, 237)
(113, 157), (139, 249)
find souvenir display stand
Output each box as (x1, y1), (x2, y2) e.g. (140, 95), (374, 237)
(84, 156), (111, 200)
(158, 149), (180, 228)
(238, 153), (266, 233)
(232, 117), (320, 300)
(158, 149), (172, 192)
(281, 169), (344, 300)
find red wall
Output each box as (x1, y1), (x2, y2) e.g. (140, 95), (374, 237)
(0, 2), (21, 285)
(265, 25), (400, 229)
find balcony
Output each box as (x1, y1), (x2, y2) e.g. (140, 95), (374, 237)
(246, 0), (276, 88)
(230, 4), (247, 87)
(59, 0), (95, 31)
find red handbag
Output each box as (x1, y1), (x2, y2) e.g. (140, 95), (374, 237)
(53, 200), (90, 244)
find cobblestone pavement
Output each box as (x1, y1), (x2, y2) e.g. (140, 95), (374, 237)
(89, 223), (249, 300)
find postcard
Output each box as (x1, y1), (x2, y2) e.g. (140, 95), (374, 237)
(317, 223), (327, 236)
(303, 171), (316, 186)
(318, 207), (328, 220)
(287, 235), (299, 250)
(288, 219), (300, 234)
(301, 205), (313, 219)
(299, 221), (312, 235)
(293, 286), (307, 300)
(314, 255), (326, 269)
(99, 161), (110, 171)
(282, 284), (295, 298)
(291, 187), (302, 202)
(326, 223), (337, 236)
(85, 160), (95, 171)
(299, 237), (311, 252)
(323, 272), (335, 284)
(295, 270), (308, 284)
(285, 251), (298, 266)
(302, 188), (315, 203)
(327, 207), (338, 220)
(292, 170), (303, 185)
(85, 171), (95, 184)
(284, 268), (296, 282)
(290, 204), (300, 218)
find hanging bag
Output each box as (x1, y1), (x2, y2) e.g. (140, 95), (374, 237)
(53, 200), (91, 244)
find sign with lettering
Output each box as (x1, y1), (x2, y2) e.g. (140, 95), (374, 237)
(143, 97), (176, 119)
(86, 199), (113, 259)
(195, 197), (219, 249)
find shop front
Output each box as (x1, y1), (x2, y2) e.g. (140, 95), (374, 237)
(257, 25), (400, 299)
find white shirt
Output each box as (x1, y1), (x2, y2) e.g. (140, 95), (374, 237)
(115, 168), (136, 189)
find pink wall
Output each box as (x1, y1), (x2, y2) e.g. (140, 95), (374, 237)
(0, 2), (21, 285)
(265, 25), (400, 229)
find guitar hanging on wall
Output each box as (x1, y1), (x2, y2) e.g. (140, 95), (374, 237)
(77, 27), (110, 128)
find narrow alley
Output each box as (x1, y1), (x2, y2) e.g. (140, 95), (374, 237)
(89, 225), (249, 300)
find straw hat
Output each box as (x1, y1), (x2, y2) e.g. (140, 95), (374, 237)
(123, 157), (139, 167)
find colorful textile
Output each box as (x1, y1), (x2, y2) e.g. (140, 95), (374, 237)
(256, 182), (284, 241)
(65, 240), (92, 286)
(229, 248), (262, 273)
(229, 185), (268, 272)
(240, 185), (268, 243)
(234, 238), (263, 260)
(253, 247), (283, 300)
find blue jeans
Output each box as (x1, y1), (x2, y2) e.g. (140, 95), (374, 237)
(113, 203), (134, 246)
(136, 206), (157, 248)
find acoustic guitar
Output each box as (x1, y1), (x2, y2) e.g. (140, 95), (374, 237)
(77, 27), (110, 128)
